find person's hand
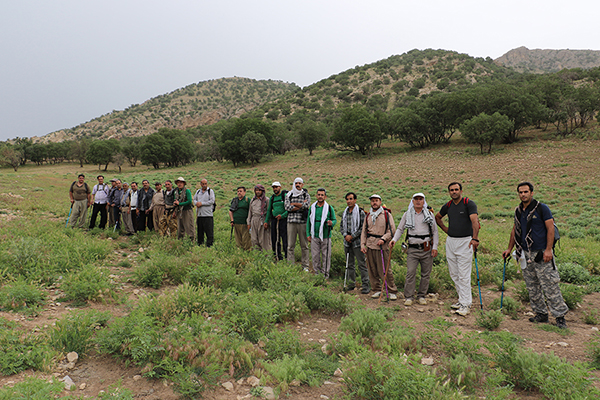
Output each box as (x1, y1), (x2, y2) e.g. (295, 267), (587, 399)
(276, 215), (281, 220)
(263, 223), (269, 230)
(327, 220), (333, 227)
(390, 240), (395, 250)
(502, 250), (511, 260)
(361, 246), (367, 254)
(543, 249), (553, 263)
(469, 239), (479, 250)
(432, 249), (438, 258)
(377, 239), (385, 247)
(345, 234), (352, 243)
(308, 237), (312, 243)
(230, 220), (234, 226)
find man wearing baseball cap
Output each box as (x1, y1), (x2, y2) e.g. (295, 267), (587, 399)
(361, 194), (398, 300)
(174, 177), (194, 241)
(391, 193), (439, 306)
(265, 181), (288, 260)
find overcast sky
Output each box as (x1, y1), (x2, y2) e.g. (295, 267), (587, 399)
(1, 0), (598, 142)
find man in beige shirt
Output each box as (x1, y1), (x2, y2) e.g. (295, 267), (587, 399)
(361, 194), (398, 300)
(149, 182), (166, 231)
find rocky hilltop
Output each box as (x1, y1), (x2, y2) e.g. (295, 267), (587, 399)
(32, 77), (297, 144)
(495, 46), (600, 73)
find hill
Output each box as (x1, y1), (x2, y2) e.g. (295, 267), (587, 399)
(254, 49), (517, 121)
(495, 46), (600, 73)
(33, 77), (298, 143)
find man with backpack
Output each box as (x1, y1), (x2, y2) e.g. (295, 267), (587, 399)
(361, 194), (398, 300)
(137, 179), (155, 232)
(341, 192), (369, 294)
(307, 188), (337, 278)
(502, 182), (568, 328)
(89, 175), (109, 229)
(391, 193), (439, 306)
(193, 178), (215, 247)
(248, 184), (271, 252)
(435, 182), (480, 316)
(265, 182), (288, 260)
(285, 177), (311, 271)
(68, 173), (91, 229)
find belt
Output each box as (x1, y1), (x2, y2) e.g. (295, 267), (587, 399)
(367, 233), (382, 238)
(408, 242), (430, 250)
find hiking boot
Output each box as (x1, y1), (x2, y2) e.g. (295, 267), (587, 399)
(361, 288), (370, 294)
(404, 298), (413, 306)
(345, 285), (355, 292)
(456, 305), (470, 316)
(389, 293), (397, 301)
(371, 291), (381, 299)
(418, 297), (428, 305)
(556, 316), (567, 329)
(450, 302), (461, 309)
(528, 313), (548, 323)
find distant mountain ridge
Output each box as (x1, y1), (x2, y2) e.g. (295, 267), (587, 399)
(495, 46), (600, 73)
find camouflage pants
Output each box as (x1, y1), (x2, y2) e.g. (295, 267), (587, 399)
(158, 212), (178, 237)
(522, 250), (568, 318)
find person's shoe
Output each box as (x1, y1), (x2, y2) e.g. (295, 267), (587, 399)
(450, 302), (461, 309)
(303, 267), (309, 272)
(371, 291), (381, 299)
(389, 293), (397, 301)
(345, 285), (355, 292)
(418, 297), (428, 305)
(404, 298), (413, 306)
(456, 305), (470, 316)
(556, 316), (567, 329)
(528, 313), (549, 323)
(361, 288), (370, 294)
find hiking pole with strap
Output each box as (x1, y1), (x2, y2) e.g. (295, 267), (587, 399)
(65, 203), (73, 228)
(230, 224), (233, 241)
(276, 219), (281, 260)
(500, 257), (507, 310)
(379, 246), (390, 303)
(474, 248), (483, 311)
(343, 252), (349, 292)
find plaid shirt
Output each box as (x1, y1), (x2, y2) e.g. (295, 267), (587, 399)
(340, 207), (366, 248)
(284, 190), (311, 224)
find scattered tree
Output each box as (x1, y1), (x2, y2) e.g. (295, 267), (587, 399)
(460, 112), (513, 154)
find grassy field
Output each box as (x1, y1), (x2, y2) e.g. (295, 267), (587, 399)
(1, 128), (600, 399)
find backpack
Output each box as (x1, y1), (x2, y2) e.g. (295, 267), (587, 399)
(446, 197), (481, 230)
(365, 207), (392, 236)
(195, 188), (217, 212)
(525, 204), (560, 251)
(70, 181), (90, 193)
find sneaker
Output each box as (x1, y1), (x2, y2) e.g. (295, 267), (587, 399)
(303, 267), (309, 272)
(418, 298), (428, 305)
(404, 298), (413, 306)
(556, 316), (567, 329)
(361, 288), (370, 294)
(389, 293), (397, 301)
(528, 313), (548, 323)
(371, 291), (381, 299)
(450, 302), (461, 309)
(456, 305), (470, 316)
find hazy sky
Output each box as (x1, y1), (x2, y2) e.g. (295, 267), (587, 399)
(1, 0), (598, 142)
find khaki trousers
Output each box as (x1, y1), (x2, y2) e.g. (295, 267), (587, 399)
(70, 200), (88, 229)
(234, 224), (252, 250)
(287, 222), (309, 268)
(177, 208), (195, 241)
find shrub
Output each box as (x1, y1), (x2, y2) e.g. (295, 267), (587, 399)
(293, 283), (351, 314)
(62, 265), (116, 304)
(0, 377), (63, 399)
(489, 296), (521, 320)
(559, 283), (585, 310)
(264, 354), (308, 392)
(48, 310), (111, 357)
(0, 278), (46, 315)
(133, 262), (165, 289)
(583, 308), (600, 325)
(557, 262), (591, 284)
(0, 320), (55, 375)
(514, 280), (530, 303)
(587, 332), (600, 369)
(439, 352), (483, 393)
(263, 329), (303, 361)
(339, 308), (390, 339)
(475, 309), (504, 330)
(372, 323), (421, 356)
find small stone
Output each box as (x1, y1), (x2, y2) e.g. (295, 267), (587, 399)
(421, 357), (434, 366)
(591, 327), (599, 332)
(62, 375), (75, 390)
(318, 339), (326, 343)
(417, 308), (425, 313)
(133, 375), (142, 381)
(290, 379), (301, 386)
(247, 376), (260, 387)
(133, 289), (140, 295)
(321, 344), (330, 354)
(237, 378), (245, 385)
(557, 342), (568, 347)
(222, 381), (234, 391)
(320, 395), (330, 399)
(138, 247), (144, 253)
(333, 368), (343, 377)
(323, 381), (335, 385)
(262, 386), (275, 400)
(65, 362), (76, 370)
(66, 351), (79, 363)
(79, 383), (86, 390)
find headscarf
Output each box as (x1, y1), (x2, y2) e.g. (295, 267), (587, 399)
(342, 205), (361, 235)
(288, 177), (304, 197)
(405, 194), (434, 230)
(310, 200), (330, 240)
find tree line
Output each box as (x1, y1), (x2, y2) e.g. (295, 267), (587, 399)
(2, 67), (599, 171)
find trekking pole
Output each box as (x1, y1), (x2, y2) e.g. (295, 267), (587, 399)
(276, 219), (280, 260)
(474, 248), (483, 311)
(379, 246), (390, 303)
(230, 224), (233, 241)
(500, 257), (507, 310)
(65, 203), (73, 228)
(343, 252), (349, 292)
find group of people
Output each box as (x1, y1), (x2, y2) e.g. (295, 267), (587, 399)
(69, 173), (569, 328)
(228, 178), (568, 328)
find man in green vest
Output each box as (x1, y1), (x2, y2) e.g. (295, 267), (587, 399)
(229, 186), (251, 250)
(174, 177), (194, 241)
(307, 188), (337, 278)
(265, 181), (288, 260)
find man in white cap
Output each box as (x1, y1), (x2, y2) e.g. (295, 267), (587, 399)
(361, 194), (398, 300)
(391, 193), (439, 306)
(284, 177), (311, 270)
(174, 177), (194, 241)
(265, 181), (288, 260)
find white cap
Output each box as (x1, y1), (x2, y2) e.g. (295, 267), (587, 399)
(294, 177), (304, 184)
(272, 181), (281, 187)
(412, 192), (425, 198)
(369, 194), (382, 200)
(174, 176), (186, 184)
